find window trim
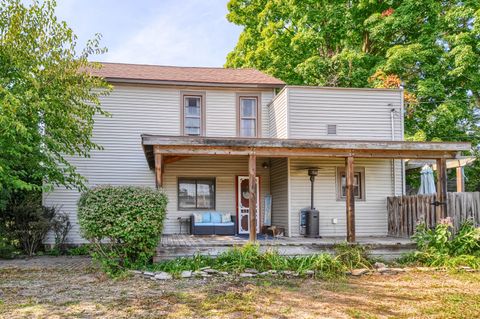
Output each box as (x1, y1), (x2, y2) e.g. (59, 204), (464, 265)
(236, 93), (261, 137)
(336, 167), (366, 201)
(180, 91), (206, 136)
(177, 177), (216, 211)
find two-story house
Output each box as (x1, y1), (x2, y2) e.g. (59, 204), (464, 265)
(43, 62), (469, 245)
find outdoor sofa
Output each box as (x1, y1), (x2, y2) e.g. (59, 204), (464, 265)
(190, 212), (236, 235)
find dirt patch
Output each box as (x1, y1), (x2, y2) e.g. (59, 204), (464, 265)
(0, 257), (479, 318)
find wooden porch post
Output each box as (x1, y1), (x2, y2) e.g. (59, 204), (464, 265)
(345, 156), (356, 242)
(436, 158), (448, 220)
(249, 152), (257, 242)
(154, 145), (164, 189)
(456, 166), (465, 192)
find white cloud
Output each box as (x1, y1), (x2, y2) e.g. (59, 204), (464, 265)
(103, 0), (242, 67)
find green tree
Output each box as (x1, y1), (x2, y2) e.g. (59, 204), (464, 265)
(226, 0), (480, 189)
(0, 0), (111, 204)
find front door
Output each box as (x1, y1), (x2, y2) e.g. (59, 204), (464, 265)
(237, 176), (260, 234)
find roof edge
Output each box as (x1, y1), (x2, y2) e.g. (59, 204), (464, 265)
(104, 77), (285, 89)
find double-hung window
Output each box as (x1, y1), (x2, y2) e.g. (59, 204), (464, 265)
(238, 95), (259, 137)
(337, 167), (366, 200)
(178, 178), (215, 210)
(182, 92), (204, 136)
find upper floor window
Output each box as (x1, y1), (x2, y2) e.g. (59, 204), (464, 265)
(238, 95), (260, 137)
(182, 92), (205, 136)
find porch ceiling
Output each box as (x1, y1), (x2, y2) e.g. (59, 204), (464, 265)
(141, 135), (471, 169)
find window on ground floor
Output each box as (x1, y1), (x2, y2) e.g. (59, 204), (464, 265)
(336, 167), (365, 200)
(178, 178), (215, 210)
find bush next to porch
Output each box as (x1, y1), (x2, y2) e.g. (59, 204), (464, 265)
(78, 185), (168, 275)
(400, 218), (480, 269)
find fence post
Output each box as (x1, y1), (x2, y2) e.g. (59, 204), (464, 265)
(436, 158), (448, 221)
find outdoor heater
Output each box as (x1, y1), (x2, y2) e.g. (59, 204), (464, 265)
(300, 168), (320, 238)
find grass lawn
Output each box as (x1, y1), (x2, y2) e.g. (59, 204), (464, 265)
(0, 259), (479, 318)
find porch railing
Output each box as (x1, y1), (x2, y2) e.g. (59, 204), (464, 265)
(387, 192), (480, 238)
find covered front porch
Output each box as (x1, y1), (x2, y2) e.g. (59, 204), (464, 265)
(143, 135), (469, 247)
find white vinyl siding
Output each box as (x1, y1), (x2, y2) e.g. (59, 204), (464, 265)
(205, 91), (236, 137)
(286, 87), (403, 141)
(43, 85), (274, 244)
(269, 158), (289, 235)
(261, 91), (274, 137)
(42, 83), (407, 243)
(162, 156), (270, 234)
(268, 88), (288, 138)
(289, 158), (395, 237)
(205, 90), (273, 137)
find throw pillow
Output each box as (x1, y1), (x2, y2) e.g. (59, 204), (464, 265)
(193, 212), (203, 223)
(221, 213), (231, 223)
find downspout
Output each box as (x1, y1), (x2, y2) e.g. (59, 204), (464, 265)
(400, 86), (406, 195)
(390, 106), (397, 196)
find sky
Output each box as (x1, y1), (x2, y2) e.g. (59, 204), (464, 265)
(54, 0), (243, 67)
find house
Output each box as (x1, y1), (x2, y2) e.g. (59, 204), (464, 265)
(43, 62), (470, 245)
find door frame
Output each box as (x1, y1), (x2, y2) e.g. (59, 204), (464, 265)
(235, 175), (261, 234)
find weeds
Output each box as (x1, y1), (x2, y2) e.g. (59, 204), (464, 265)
(149, 242), (374, 278)
(400, 219), (480, 269)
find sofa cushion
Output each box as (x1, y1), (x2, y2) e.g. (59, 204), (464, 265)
(194, 222), (216, 226)
(201, 212), (211, 223)
(214, 222), (234, 226)
(221, 213), (231, 223)
(193, 212), (203, 223)
(194, 222), (235, 227)
(210, 212), (222, 223)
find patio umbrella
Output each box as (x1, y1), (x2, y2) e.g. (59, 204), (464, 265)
(418, 165), (436, 194)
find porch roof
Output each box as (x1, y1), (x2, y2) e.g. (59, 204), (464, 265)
(141, 135), (471, 169)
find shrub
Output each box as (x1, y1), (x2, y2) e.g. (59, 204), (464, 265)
(0, 191), (59, 256)
(67, 244), (91, 256)
(401, 218), (480, 269)
(51, 213), (72, 254)
(78, 185), (168, 275)
(0, 234), (17, 259)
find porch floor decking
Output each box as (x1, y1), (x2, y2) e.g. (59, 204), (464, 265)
(155, 234), (415, 262)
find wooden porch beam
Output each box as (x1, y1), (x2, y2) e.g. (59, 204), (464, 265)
(436, 158), (448, 220)
(151, 145), (459, 159)
(143, 135), (470, 153)
(456, 167), (465, 192)
(249, 153), (257, 242)
(345, 156), (356, 243)
(163, 156), (190, 165)
(154, 146), (164, 189)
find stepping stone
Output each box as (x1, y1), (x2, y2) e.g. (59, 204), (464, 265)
(373, 262), (386, 269)
(351, 268), (369, 276)
(154, 272), (172, 280)
(244, 268), (258, 274)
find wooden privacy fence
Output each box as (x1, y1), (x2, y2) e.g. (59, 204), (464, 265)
(387, 192), (480, 238)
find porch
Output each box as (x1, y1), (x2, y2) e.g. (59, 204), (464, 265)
(143, 135), (470, 243)
(154, 234), (415, 262)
